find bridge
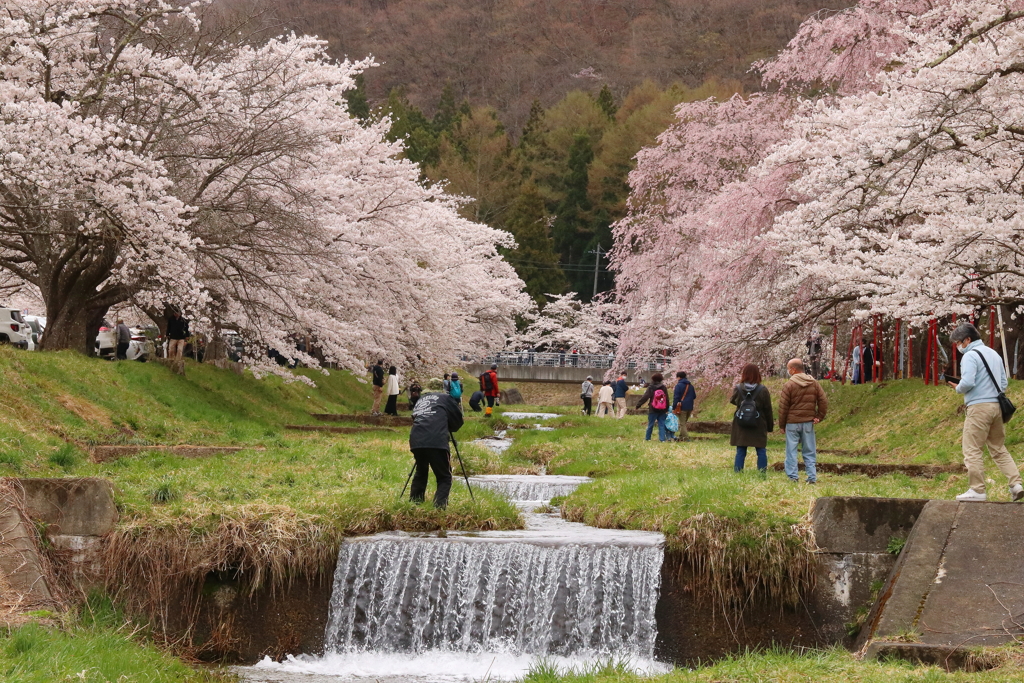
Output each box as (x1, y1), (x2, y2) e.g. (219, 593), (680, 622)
(463, 352), (671, 384)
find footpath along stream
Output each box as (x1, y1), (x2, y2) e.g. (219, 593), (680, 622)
(237, 413), (669, 683)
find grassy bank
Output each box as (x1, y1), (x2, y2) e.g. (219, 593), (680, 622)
(524, 648), (1024, 683)
(0, 597), (229, 682)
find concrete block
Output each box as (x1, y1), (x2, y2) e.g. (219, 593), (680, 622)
(0, 490), (54, 607)
(859, 500), (1024, 653)
(19, 478), (117, 536)
(812, 497), (928, 554)
(810, 551), (895, 643)
(49, 535), (105, 584)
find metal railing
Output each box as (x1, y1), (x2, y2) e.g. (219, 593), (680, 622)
(464, 352), (673, 371)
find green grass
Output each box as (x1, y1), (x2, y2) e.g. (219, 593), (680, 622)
(522, 647), (1024, 682)
(0, 596), (229, 683)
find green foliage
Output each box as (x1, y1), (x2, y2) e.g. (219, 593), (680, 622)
(47, 444), (80, 471)
(345, 73), (370, 120)
(0, 620), (228, 683)
(887, 535), (907, 555)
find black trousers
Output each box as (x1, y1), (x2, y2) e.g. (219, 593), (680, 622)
(116, 342), (130, 360)
(410, 448), (452, 509)
(582, 396), (592, 415)
(486, 395), (496, 407)
(384, 394), (399, 415)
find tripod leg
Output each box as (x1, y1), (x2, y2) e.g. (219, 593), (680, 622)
(450, 436), (474, 501)
(399, 462), (416, 500)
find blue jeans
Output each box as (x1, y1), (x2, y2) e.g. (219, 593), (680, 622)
(735, 447), (767, 472)
(785, 422), (818, 482)
(646, 412), (668, 441)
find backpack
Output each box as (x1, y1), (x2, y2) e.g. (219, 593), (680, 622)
(735, 386), (760, 428)
(409, 383), (422, 400)
(651, 386), (668, 411)
(449, 380), (463, 399)
(480, 372), (494, 393)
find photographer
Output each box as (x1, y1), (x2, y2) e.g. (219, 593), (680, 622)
(947, 323), (1023, 502)
(408, 391), (464, 508)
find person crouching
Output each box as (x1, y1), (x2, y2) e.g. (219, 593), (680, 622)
(409, 391), (464, 508)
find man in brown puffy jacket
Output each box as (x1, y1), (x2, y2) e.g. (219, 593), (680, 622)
(779, 358), (829, 484)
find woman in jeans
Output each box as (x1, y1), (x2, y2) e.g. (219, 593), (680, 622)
(635, 372), (671, 442)
(730, 363), (774, 471)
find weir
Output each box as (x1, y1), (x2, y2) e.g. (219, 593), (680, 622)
(246, 474), (666, 680)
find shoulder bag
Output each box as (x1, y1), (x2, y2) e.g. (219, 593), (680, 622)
(971, 350), (1016, 423)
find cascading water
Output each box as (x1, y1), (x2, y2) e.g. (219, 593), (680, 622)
(243, 472), (667, 681)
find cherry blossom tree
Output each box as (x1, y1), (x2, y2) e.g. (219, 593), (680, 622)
(611, 0), (1024, 377)
(0, 0), (530, 373)
(511, 292), (620, 354)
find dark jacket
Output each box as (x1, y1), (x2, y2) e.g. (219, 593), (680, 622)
(410, 393), (464, 452)
(730, 384), (774, 448)
(166, 315), (189, 340)
(612, 378), (628, 399)
(673, 379), (695, 412)
(371, 364), (385, 387)
(469, 390), (484, 411)
(117, 323), (132, 344)
(635, 382), (670, 414)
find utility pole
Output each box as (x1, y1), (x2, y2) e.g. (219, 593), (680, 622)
(588, 245), (602, 298)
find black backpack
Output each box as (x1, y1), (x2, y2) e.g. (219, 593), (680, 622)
(735, 386), (760, 428)
(480, 372), (494, 393)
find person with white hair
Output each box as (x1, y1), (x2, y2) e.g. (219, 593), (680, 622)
(581, 375), (594, 416)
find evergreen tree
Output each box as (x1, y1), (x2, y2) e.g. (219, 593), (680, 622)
(502, 185), (567, 306)
(377, 88), (439, 167)
(551, 133), (594, 274)
(432, 81), (462, 135)
(596, 84), (618, 120)
(345, 74), (371, 121)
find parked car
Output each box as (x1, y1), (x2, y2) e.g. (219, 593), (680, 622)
(23, 315), (45, 350)
(0, 308), (30, 348)
(95, 322), (155, 361)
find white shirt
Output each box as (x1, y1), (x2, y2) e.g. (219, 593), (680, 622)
(387, 374), (400, 396)
(598, 385), (614, 403)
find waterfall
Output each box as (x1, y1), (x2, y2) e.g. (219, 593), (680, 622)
(469, 475), (593, 502)
(326, 538), (662, 657)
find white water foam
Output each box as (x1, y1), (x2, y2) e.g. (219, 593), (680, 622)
(246, 651), (671, 681)
(501, 412), (561, 420)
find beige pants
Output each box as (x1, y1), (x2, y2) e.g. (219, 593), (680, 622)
(168, 338), (186, 359)
(372, 386), (383, 414)
(597, 401), (613, 417)
(678, 410), (692, 439)
(963, 401), (1022, 493)
(615, 397), (627, 419)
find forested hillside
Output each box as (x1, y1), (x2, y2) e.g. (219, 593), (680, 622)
(276, 0), (844, 130)
(265, 0), (844, 302)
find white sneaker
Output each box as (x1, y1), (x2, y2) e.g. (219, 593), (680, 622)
(956, 489), (987, 502)
(1011, 484), (1024, 502)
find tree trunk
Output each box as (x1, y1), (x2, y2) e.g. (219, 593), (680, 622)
(39, 302), (107, 355)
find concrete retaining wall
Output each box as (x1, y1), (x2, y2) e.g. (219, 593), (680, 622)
(465, 364), (647, 384)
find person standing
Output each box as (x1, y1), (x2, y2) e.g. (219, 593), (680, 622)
(167, 310), (189, 360)
(948, 324), (1023, 501)
(730, 364), (774, 472)
(851, 341), (862, 384)
(409, 392), (464, 509)
(116, 320), (132, 360)
(596, 380), (614, 417)
(442, 373), (451, 394)
(636, 372), (671, 442)
(371, 360), (385, 415)
(673, 371), (696, 441)
(778, 358), (829, 483)
(384, 366), (401, 416)
(612, 372), (629, 419)
(408, 379), (423, 410)
(861, 340), (875, 383)
(480, 364), (500, 416)
(581, 376), (594, 416)
(448, 371), (464, 409)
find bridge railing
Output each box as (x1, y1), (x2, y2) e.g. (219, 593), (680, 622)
(464, 352), (673, 371)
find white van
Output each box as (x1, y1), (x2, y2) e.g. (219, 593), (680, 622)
(0, 308), (30, 349)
